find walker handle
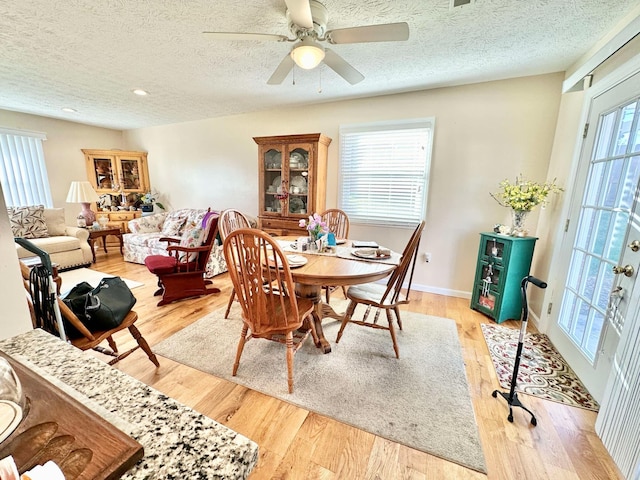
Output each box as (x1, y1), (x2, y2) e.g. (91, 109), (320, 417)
(526, 275), (547, 289)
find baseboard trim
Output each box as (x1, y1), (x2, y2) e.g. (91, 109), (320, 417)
(409, 282), (471, 300)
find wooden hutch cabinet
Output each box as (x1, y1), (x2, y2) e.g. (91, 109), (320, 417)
(83, 149), (150, 195)
(83, 149), (149, 233)
(470, 232), (537, 323)
(254, 133), (332, 236)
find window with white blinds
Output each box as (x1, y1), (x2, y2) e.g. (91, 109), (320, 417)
(339, 119), (433, 227)
(0, 127), (53, 208)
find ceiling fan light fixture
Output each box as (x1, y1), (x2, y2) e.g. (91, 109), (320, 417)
(290, 38), (325, 70)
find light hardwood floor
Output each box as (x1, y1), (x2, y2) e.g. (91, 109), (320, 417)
(87, 251), (623, 480)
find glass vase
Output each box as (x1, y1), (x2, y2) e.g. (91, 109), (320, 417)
(511, 210), (529, 236)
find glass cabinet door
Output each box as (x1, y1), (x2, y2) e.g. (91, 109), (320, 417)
(91, 157), (117, 193)
(287, 146), (309, 215)
(118, 157), (143, 192)
(263, 148), (283, 213)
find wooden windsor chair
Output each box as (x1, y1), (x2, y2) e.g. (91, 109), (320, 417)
(335, 220), (425, 358)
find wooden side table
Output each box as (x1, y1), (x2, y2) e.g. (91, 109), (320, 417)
(87, 227), (123, 263)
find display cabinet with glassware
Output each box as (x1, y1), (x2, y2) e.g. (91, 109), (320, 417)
(83, 149), (150, 196)
(254, 133), (332, 236)
(470, 232), (537, 323)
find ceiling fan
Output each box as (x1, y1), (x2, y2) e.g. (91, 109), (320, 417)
(203, 0), (409, 85)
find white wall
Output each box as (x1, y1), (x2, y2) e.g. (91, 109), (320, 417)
(0, 111), (124, 339)
(124, 73), (565, 299)
(0, 183), (32, 339)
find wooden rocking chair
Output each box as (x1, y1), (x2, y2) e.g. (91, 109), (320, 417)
(144, 210), (221, 306)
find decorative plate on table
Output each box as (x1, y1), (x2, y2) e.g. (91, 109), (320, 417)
(351, 248), (391, 260)
(286, 255), (308, 267)
(268, 255), (308, 269)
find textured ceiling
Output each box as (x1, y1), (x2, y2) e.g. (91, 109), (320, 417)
(0, 0), (638, 130)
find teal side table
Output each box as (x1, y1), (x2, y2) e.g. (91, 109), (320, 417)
(470, 232), (537, 323)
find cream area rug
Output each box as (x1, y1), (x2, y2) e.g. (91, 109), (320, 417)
(153, 300), (487, 473)
(481, 323), (598, 411)
(58, 268), (143, 296)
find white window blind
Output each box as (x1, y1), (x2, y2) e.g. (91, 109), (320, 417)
(0, 127), (53, 208)
(339, 119), (433, 227)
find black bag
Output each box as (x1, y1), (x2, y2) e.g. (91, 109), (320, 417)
(85, 277), (137, 330)
(61, 281), (94, 338)
(62, 277), (136, 334)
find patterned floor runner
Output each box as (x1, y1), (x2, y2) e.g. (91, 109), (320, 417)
(481, 323), (599, 411)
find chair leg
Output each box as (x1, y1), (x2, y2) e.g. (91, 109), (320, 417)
(106, 335), (118, 353)
(233, 324), (249, 376)
(324, 286), (330, 304)
(336, 301), (357, 343)
(286, 331), (294, 394)
(224, 288), (236, 319)
(394, 306), (403, 330)
(128, 325), (160, 367)
(385, 309), (400, 359)
(341, 286), (348, 298)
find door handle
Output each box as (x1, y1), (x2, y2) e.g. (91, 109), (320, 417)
(629, 240), (640, 252)
(612, 265), (634, 277)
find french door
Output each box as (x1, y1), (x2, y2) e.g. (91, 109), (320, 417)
(548, 70), (640, 402)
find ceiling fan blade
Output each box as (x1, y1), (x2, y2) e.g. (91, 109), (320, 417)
(284, 0), (313, 29)
(323, 49), (364, 85)
(267, 54), (295, 85)
(326, 22), (409, 44)
(202, 32), (289, 42)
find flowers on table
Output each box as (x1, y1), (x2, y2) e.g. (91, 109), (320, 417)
(299, 213), (329, 241)
(140, 191), (165, 210)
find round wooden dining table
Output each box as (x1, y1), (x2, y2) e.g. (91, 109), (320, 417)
(282, 239), (397, 354)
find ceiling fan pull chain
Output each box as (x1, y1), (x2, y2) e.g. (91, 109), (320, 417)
(318, 68), (322, 94)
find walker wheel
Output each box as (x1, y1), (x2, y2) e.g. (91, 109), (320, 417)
(492, 390), (498, 398)
(508, 414), (513, 423)
(531, 417), (537, 426)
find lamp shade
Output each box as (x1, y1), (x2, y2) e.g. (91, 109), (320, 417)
(290, 38), (325, 70)
(66, 181), (100, 203)
(66, 181), (99, 225)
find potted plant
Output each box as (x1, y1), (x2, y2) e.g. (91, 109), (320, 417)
(138, 192), (165, 212)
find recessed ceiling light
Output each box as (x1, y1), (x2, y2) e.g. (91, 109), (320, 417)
(132, 89), (149, 96)
(61, 107), (77, 113)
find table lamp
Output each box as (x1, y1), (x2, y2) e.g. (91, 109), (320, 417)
(66, 181), (99, 225)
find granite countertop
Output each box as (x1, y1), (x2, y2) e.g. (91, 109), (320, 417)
(0, 329), (258, 479)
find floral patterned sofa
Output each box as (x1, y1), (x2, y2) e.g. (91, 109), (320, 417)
(123, 208), (227, 277)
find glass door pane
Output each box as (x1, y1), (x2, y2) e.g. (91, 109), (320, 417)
(288, 146), (309, 215)
(559, 98), (640, 362)
(264, 148), (282, 213)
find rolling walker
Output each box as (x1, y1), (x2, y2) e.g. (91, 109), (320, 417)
(492, 274), (547, 426)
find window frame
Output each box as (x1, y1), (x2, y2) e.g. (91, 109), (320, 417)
(0, 127), (52, 208)
(338, 118), (434, 228)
